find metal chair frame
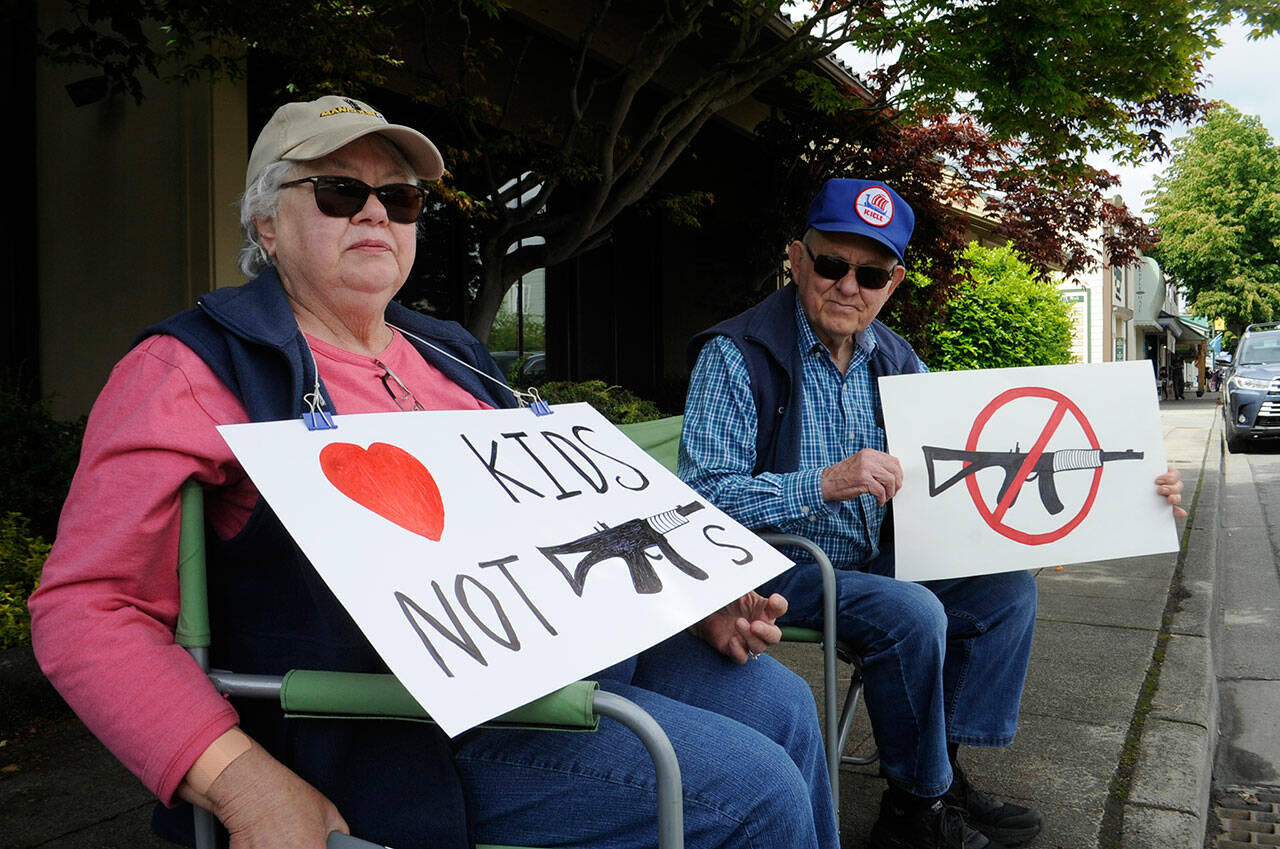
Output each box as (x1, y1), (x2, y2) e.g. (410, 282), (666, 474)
(758, 533), (878, 810)
(611, 416), (881, 820)
(175, 479), (684, 849)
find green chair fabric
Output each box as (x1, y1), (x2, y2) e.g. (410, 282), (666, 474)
(616, 414), (683, 474)
(281, 670), (600, 732)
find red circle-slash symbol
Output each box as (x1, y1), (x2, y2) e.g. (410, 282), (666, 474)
(964, 387), (1103, 545)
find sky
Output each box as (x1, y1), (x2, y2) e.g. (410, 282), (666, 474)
(1092, 18), (1280, 216)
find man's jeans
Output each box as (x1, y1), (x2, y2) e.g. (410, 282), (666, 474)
(761, 563), (1038, 797)
(455, 631), (839, 848)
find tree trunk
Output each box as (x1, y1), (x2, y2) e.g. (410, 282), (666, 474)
(466, 244), (516, 345)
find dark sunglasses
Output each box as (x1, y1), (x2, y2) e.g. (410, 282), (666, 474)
(804, 243), (897, 290)
(279, 175), (427, 224)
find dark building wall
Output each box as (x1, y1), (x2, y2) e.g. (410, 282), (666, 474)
(544, 113), (789, 410)
(3, 3), (38, 396)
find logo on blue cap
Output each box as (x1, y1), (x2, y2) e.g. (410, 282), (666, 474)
(855, 186), (894, 227)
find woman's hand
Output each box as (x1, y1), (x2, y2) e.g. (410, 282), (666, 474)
(690, 591), (789, 664)
(1156, 465), (1187, 519)
(195, 738), (348, 849)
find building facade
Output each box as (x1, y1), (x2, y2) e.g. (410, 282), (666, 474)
(1055, 204), (1207, 395)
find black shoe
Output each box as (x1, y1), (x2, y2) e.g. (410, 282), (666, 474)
(944, 763), (1044, 847)
(868, 791), (1001, 849)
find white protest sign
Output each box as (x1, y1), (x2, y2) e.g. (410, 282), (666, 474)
(218, 402), (791, 736)
(879, 361), (1178, 581)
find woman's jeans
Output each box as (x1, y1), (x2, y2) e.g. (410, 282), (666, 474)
(760, 563), (1038, 797)
(454, 630), (839, 848)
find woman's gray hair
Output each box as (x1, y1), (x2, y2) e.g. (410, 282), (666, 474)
(236, 135), (421, 278)
(237, 159), (299, 277)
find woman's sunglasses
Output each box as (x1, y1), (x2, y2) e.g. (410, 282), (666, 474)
(804, 244), (897, 290)
(280, 175), (427, 224)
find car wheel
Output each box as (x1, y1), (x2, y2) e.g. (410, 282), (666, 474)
(1225, 425), (1246, 454)
(1224, 410), (1246, 454)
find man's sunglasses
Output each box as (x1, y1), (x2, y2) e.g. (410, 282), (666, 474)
(279, 176), (427, 224)
(804, 244), (897, 290)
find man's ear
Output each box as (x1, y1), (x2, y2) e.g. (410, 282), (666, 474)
(786, 240), (804, 282)
(884, 263), (907, 298)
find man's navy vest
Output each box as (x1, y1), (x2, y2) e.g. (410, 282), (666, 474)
(687, 283), (922, 570)
(687, 283), (922, 475)
(142, 269), (513, 849)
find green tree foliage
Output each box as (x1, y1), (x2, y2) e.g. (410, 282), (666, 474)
(36, 0), (1276, 341)
(0, 513), (50, 649)
(923, 243), (1074, 371)
(488, 311), (546, 354)
(1147, 105), (1280, 337)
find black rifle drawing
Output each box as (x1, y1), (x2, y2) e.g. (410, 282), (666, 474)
(538, 502), (709, 596)
(922, 445), (1144, 515)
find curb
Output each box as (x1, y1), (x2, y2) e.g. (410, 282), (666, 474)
(1119, 408), (1222, 848)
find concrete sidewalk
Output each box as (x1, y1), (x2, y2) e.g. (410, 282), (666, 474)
(0, 394), (1224, 849)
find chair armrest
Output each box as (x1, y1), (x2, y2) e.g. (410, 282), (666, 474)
(176, 479), (211, 650)
(778, 625), (822, 643)
(279, 671), (600, 731)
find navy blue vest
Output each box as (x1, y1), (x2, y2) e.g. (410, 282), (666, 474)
(687, 283), (922, 571)
(143, 269), (513, 849)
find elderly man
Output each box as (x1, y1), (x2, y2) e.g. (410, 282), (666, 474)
(680, 178), (1186, 849)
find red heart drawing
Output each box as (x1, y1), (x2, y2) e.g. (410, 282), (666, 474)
(319, 442), (445, 541)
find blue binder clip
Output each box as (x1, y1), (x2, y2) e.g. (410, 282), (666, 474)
(528, 388), (552, 417)
(302, 393), (337, 431)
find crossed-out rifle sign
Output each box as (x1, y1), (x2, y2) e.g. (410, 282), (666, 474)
(879, 362), (1179, 582)
(922, 386), (1142, 546)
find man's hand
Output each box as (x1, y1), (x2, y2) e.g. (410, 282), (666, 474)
(1156, 465), (1187, 519)
(197, 738), (348, 849)
(821, 448), (903, 505)
(690, 591), (788, 664)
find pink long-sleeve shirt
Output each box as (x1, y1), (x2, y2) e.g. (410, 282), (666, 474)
(29, 329), (489, 804)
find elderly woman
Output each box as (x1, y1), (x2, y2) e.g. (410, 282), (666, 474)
(29, 96), (837, 849)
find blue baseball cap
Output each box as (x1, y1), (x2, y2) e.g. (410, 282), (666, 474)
(805, 178), (914, 263)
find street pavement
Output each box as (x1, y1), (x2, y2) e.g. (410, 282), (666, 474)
(1, 393), (1225, 849)
(1206, 428), (1280, 849)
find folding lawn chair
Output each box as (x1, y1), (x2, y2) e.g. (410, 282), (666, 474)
(617, 415), (878, 814)
(174, 479), (684, 849)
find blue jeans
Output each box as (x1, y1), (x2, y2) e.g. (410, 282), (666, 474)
(760, 565), (1038, 797)
(454, 631), (838, 848)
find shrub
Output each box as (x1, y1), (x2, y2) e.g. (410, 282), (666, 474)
(534, 380), (663, 424)
(0, 513), (50, 649)
(924, 243), (1074, 371)
(0, 390), (86, 541)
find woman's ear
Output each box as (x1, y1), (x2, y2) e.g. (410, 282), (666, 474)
(254, 217), (277, 258)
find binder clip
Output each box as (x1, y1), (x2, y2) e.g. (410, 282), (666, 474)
(527, 388), (553, 417)
(302, 392), (337, 431)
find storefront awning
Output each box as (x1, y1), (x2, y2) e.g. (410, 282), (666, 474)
(1157, 312), (1210, 342)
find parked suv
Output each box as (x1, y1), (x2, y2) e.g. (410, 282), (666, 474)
(1222, 321), (1280, 453)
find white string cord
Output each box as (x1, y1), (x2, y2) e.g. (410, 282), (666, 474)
(388, 322), (545, 410)
(301, 342), (330, 419)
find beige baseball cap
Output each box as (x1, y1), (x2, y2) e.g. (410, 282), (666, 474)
(245, 95), (445, 189)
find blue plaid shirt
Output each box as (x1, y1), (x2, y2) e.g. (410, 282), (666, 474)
(679, 297), (925, 568)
